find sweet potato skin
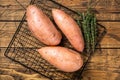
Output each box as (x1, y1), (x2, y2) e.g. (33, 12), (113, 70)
(26, 5), (62, 45)
(38, 47), (83, 72)
(52, 9), (84, 52)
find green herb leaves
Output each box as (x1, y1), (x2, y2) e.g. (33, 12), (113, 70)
(77, 10), (97, 54)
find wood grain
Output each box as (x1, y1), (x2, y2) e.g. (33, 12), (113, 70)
(0, 0), (120, 80)
(0, 0), (30, 20)
(0, 22), (119, 48)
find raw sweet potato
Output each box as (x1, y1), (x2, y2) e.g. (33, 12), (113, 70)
(52, 9), (84, 52)
(26, 5), (62, 45)
(38, 46), (83, 72)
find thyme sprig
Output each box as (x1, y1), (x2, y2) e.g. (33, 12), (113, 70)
(77, 9), (97, 54)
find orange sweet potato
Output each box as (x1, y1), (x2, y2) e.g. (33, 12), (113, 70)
(52, 9), (84, 52)
(26, 5), (62, 45)
(38, 46), (83, 72)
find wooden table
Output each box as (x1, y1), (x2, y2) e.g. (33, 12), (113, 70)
(0, 0), (120, 80)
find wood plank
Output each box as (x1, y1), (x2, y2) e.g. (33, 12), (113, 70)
(0, 0), (120, 21)
(82, 49), (120, 80)
(56, 0), (120, 13)
(0, 22), (119, 48)
(87, 49), (120, 70)
(99, 22), (120, 48)
(1, 48), (120, 80)
(51, 0), (120, 21)
(35, 0), (120, 21)
(0, 0), (31, 5)
(82, 70), (120, 80)
(0, 9), (25, 21)
(0, 0), (31, 20)
(0, 68), (49, 80)
(0, 22), (19, 47)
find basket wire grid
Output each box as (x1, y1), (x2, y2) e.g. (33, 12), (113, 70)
(4, 0), (107, 80)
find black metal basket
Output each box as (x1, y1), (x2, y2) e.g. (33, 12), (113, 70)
(4, 0), (106, 80)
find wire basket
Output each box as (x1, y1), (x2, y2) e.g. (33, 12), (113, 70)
(4, 0), (107, 80)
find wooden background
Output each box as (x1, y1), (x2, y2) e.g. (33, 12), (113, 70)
(0, 0), (120, 80)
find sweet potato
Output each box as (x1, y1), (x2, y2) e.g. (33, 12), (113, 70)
(52, 9), (84, 52)
(38, 46), (83, 72)
(26, 5), (62, 45)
